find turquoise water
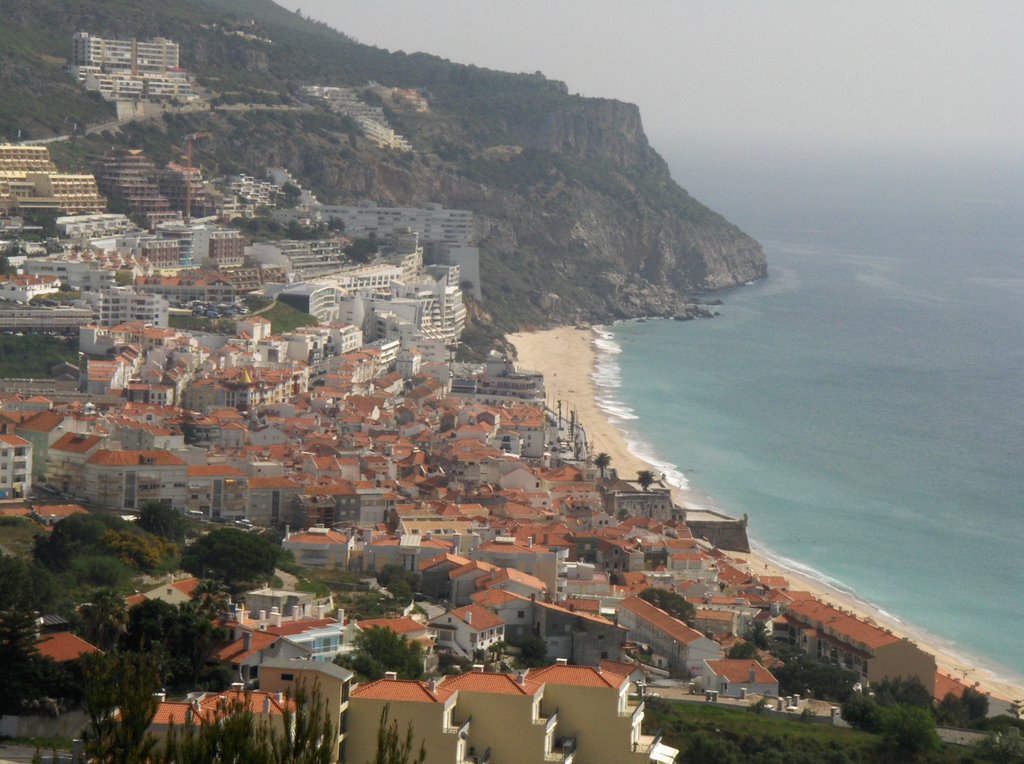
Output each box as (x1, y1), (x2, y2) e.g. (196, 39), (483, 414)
(595, 153), (1024, 682)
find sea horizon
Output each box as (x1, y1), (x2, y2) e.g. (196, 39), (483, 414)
(587, 148), (1024, 688)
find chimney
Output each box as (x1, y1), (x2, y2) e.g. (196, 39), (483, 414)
(273, 610), (282, 628)
(555, 658), (568, 666)
(153, 691), (166, 703)
(263, 696), (271, 713)
(428, 678), (439, 692)
(277, 692), (284, 703)
(749, 667), (758, 685)
(595, 664), (602, 674)
(384, 671), (398, 680)
(336, 608), (345, 624)
(243, 631), (252, 651)
(284, 523), (290, 540)
(231, 682), (245, 692)
(527, 536), (533, 548)
(316, 603), (326, 620)
(237, 604), (247, 625)
(259, 610), (267, 622)
(472, 664), (485, 673)
(516, 670), (527, 686)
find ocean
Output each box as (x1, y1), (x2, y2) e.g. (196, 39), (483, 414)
(593, 148), (1024, 683)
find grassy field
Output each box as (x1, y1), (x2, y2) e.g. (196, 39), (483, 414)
(0, 334), (77, 378)
(260, 301), (319, 334)
(645, 699), (998, 763)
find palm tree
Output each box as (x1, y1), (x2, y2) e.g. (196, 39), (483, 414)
(191, 578), (229, 618)
(594, 452), (611, 480)
(79, 589), (127, 652)
(636, 470), (656, 491)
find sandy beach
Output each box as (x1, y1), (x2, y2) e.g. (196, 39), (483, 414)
(508, 326), (1024, 705)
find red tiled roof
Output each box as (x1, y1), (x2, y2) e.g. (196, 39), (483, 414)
(36, 632), (101, 662)
(705, 659), (778, 685)
(86, 449), (186, 467)
(448, 605), (504, 632)
(619, 595), (707, 645)
(440, 670), (542, 696)
(527, 663), (628, 689)
(351, 679), (454, 703)
(216, 630), (278, 664)
(785, 599), (900, 650)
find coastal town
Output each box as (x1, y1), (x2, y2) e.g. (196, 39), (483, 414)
(0, 25), (1020, 764)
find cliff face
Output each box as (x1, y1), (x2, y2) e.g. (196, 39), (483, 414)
(0, 0), (767, 329)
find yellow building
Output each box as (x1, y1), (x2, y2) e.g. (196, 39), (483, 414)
(0, 144), (106, 214)
(346, 676), (465, 764)
(344, 663), (679, 764)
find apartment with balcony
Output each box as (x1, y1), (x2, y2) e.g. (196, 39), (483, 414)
(0, 434), (32, 499)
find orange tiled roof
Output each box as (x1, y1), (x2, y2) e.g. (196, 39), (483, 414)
(356, 617), (428, 636)
(36, 632), (101, 662)
(440, 670), (542, 696)
(527, 663), (628, 689)
(705, 659), (778, 685)
(619, 595), (707, 646)
(785, 599), (900, 650)
(351, 678), (454, 703)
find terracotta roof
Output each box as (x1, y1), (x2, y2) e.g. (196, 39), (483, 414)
(0, 433), (32, 447)
(86, 449), (186, 467)
(619, 595), (707, 645)
(357, 617), (429, 636)
(267, 617), (340, 637)
(705, 659), (778, 685)
(440, 670), (542, 696)
(286, 530), (348, 545)
(15, 410), (63, 433)
(216, 630), (279, 664)
(527, 663), (628, 689)
(785, 599), (900, 650)
(447, 605), (504, 632)
(351, 678), (455, 703)
(36, 632), (101, 662)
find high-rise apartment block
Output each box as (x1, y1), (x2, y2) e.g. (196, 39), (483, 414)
(70, 33), (192, 101)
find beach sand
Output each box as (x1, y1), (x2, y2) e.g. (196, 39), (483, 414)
(508, 326), (1024, 704)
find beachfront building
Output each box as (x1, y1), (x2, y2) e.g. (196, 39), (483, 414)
(776, 598), (938, 695)
(701, 659), (779, 699)
(617, 595), (721, 677)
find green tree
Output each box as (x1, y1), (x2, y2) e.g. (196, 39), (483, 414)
(511, 634), (549, 668)
(879, 704), (939, 756)
(0, 604), (45, 715)
(746, 621), (771, 649)
(373, 704), (426, 764)
(840, 693), (883, 732)
(81, 651), (161, 764)
(638, 587), (695, 625)
(772, 646), (860, 702)
(269, 682), (337, 764)
(138, 500), (187, 543)
(338, 626), (423, 681)
(725, 640), (758, 660)
(180, 528), (279, 589)
(376, 565), (419, 604)
(873, 675), (933, 709)
(594, 452), (611, 480)
(936, 686), (990, 728)
(636, 470), (656, 491)
(79, 588), (128, 652)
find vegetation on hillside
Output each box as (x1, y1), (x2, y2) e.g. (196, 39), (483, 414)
(0, 335), (78, 378)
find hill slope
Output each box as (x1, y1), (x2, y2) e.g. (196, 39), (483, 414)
(0, 0), (767, 332)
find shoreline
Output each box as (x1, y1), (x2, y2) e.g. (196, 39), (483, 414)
(508, 325), (1024, 705)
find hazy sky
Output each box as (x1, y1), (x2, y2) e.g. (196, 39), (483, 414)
(297, 1), (1023, 162)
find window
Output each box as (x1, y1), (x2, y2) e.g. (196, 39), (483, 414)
(281, 673), (294, 681)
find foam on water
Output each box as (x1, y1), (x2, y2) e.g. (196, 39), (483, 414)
(591, 325), (688, 491)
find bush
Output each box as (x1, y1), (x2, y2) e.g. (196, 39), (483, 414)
(879, 705), (939, 756)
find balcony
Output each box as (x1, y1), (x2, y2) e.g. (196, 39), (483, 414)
(545, 736), (576, 763)
(620, 699), (645, 724)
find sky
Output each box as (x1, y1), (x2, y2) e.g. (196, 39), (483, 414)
(296, 1), (1024, 165)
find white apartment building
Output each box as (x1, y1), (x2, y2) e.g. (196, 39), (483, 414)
(70, 33), (191, 101)
(0, 435), (32, 499)
(311, 202), (474, 245)
(0, 274), (62, 303)
(79, 286), (169, 327)
(56, 213), (136, 238)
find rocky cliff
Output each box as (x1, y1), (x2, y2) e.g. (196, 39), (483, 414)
(2, 0), (767, 334)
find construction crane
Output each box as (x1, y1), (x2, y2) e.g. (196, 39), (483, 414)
(181, 131), (210, 225)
